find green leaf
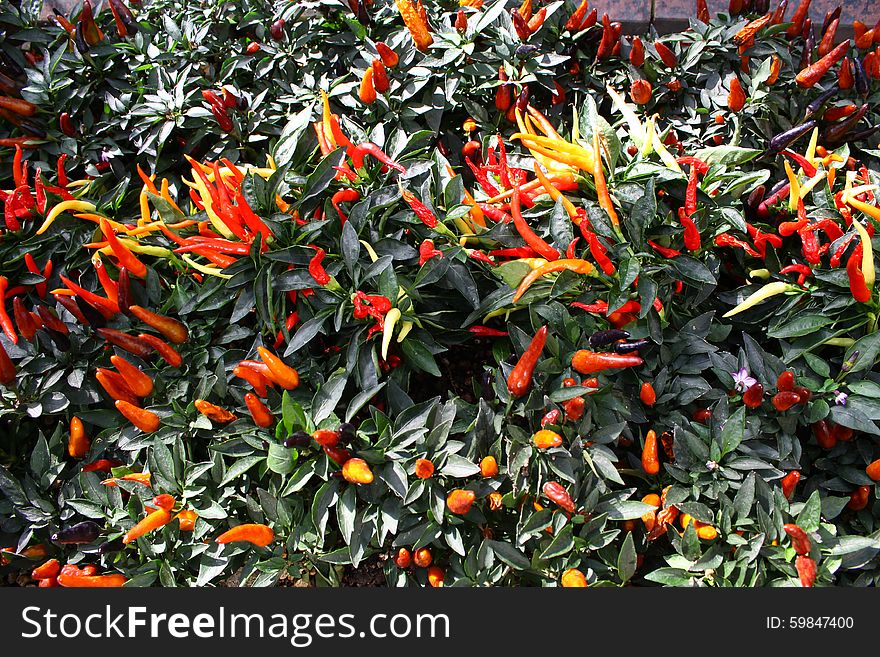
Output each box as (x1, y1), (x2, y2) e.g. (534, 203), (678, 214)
(617, 532), (637, 584)
(400, 340), (441, 376)
(539, 524), (574, 560)
(220, 456), (263, 486)
(717, 405), (745, 457)
(796, 490), (822, 533)
(486, 539), (530, 570)
(267, 443), (296, 475)
(312, 369), (348, 424)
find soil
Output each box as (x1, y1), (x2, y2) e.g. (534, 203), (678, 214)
(341, 554), (386, 587)
(408, 337), (497, 404)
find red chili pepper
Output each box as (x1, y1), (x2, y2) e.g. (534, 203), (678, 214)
(779, 199), (809, 236)
(596, 14), (616, 59)
(3, 192), (21, 232)
(572, 300), (609, 314)
(565, 237), (580, 260)
(489, 247), (538, 259)
(572, 350), (643, 374)
(783, 522), (811, 554)
(543, 481), (576, 513)
(685, 165), (699, 216)
(12, 298), (36, 341)
(714, 233), (760, 257)
(331, 189), (360, 225)
(647, 240), (681, 258)
(779, 263), (812, 285)
(469, 325), (508, 337)
(798, 224), (821, 265)
(742, 382), (764, 408)
(81, 458), (122, 473)
(0, 339), (14, 384)
(780, 471), (802, 499)
(629, 36), (645, 66)
(350, 142), (406, 173)
(654, 41), (677, 67)
(24, 253), (46, 298)
(177, 237), (251, 255)
(676, 156), (709, 175)
(55, 154), (69, 188)
(96, 328), (152, 359)
(810, 218), (844, 242)
(781, 150), (818, 177)
(36, 305), (67, 335)
(584, 229), (615, 275)
(308, 246), (331, 286)
(512, 186), (560, 261)
(92, 256), (119, 305)
(138, 333), (183, 367)
(507, 326), (548, 398)
(477, 203), (513, 223)
(796, 40), (850, 87)
(678, 209), (701, 251)
(400, 189), (437, 228)
(773, 391), (802, 412)
(419, 239), (442, 266)
(830, 233), (858, 267)
(847, 245), (872, 302)
(53, 293), (88, 325)
(777, 370), (795, 391)
(60, 275), (119, 317)
(468, 250), (496, 266)
(33, 167), (46, 214)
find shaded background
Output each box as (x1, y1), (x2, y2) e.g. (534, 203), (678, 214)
(36, 0), (880, 30)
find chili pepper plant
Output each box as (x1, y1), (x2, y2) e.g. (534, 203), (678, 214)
(0, 0), (879, 588)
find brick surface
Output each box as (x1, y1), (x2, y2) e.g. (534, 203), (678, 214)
(38, 0), (880, 30)
(653, 0), (880, 26)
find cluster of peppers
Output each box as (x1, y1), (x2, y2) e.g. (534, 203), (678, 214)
(52, 0), (138, 55)
(202, 88), (245, 134)
(358, 44), (398, 105)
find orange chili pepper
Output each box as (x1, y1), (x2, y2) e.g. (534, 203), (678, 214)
(195, 399), (236, 424)
(512, 259), (594, 302)
(216, 523), (274, 547)
(257, 346), (300, 390)
(129, 305), (188, 344)
(115, 400), (161, 433)
(641, 429), (660, 474)
(68, 416), (90, 459)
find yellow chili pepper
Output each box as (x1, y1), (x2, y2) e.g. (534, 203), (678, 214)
(160, 178), (184, 215)
(397, 320), (414, 343)
(722, 281), (797, 318)
(798, 170), (828, 200)
(804, 127), (819, 165)
(36, 200), (97, 235)
(512, 258), (594, 302)
(606, 84), (646, 147)
(749, 268), (771, 280)
(382, 308), (402, 359)
(641, 115), (655, 156)
(649, 121), (682, 172)
(784, 160), (801, 212)
(360, 240), (380, 263)
(181, 255), (233, 279)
